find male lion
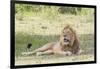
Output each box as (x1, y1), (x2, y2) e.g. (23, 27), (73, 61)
(22, 25), (81, 56)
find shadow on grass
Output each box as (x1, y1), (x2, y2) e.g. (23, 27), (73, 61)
(15, 33), (94, 57)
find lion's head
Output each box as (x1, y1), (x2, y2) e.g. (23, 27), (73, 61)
(60, 25), (77, 47)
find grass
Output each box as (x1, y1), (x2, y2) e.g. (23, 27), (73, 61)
(15, 54), (94, 65)
(15, 34), (94, 57)
(15, 7), (95, 65)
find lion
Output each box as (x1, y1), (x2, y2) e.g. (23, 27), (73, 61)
(22, 25), (82, 56)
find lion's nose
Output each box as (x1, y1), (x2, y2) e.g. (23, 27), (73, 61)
(64, 38), (69, 42)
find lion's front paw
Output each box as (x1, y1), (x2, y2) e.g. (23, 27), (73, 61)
(66, 51), (72, 56)
(36, 52), (42, 56)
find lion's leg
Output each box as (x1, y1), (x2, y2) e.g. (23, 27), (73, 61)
(36, 50), (53, 56)
(34, 44), (53, 52)
(53, 51), (65, 56)
(21, 44), (52, 55)
(53, 50), (72, 56)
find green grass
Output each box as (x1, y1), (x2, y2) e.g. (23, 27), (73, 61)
(15, 34), (59, 56)
(15, 8), (94, 65)
(15, 34), (94, 57)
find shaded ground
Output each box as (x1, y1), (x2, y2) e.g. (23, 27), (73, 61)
(15, 34), (94, 56)
(15, 34), (94, 65)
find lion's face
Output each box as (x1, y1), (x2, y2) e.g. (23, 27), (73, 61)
(60, 26), (75, 46)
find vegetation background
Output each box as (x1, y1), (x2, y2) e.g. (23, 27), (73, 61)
(15, 4), (94, 65)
